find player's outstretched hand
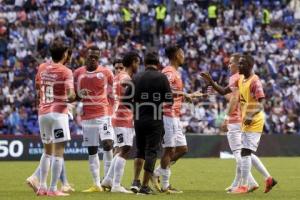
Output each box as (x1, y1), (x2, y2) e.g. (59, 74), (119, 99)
(220, 120), (228, 132)
(200, 72), (213, 84)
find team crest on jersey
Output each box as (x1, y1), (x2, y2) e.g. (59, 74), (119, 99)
(96, 72), (104, 79)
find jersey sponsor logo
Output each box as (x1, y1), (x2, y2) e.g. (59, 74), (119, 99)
(96, 72), (104, 79)
(117, 134), (124, 143)
(54, 129), (64, 139)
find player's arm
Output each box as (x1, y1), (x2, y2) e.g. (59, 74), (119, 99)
(35, 82), (40, 107)
(226, 89), (239, 116)
(161, 74), (173, 105)
(65, 70), (76, 103)
(122, 79), (134, 110)
(200, 72), (232, 95)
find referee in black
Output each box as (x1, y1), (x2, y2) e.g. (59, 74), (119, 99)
(123, 52), (173, 195)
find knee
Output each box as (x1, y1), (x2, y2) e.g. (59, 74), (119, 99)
(241, 148), (252, 157)
(136, 149), (145, 160)
(88, 146), (98, 155)
(102, 140), (113, 151)
(119, 146), (131, 159)
(144, 149), (158, 173)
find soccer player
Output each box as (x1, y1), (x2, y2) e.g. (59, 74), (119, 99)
(113, 58), (125, 75)
(101, 52), (140, 193)
(74, 46), (114, 193)
(152, 45), (202, 193)
(201, 54), (277, 194)
(35, 40), (76, 196)
(220, 53), (259, 192)
(26, 48), (75, 194)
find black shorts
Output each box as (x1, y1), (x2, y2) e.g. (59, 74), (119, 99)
(134, 120), (163, 159)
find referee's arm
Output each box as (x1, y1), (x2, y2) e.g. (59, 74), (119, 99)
(122, 79), (135, 110)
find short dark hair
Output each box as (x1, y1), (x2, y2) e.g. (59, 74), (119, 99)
(88, 45), (100, 52)
(122, 51), (140, 68)
(49, 39), (68, 62)
(113, 58), (123, 66)
(165, 45), (180, 60)
(242, 53), (254, 68)
(144, 51), (160, 66)
(230, 53), (241, 64)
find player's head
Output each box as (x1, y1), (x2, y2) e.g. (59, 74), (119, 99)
(239, 54), (254, 76)
(49, 39), (68, 63)
(144, 51), (160, 67)
(86, 46), (100, 71)
(229, 53), (241, 74)
(113, 58), (124, 75)
(165, 45), (184, 65)
(122, 51), (140, 73)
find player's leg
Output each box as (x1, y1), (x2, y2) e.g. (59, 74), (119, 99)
(60, 160), (75, 192)
(232, 132), (263, 194)
(82, 119), (102, 192)
(101, 118), (114, 177)
(111, 128), (134, 193)
(47, 113), (71, 196)
(226, 123), (243, 191)
(251, 154), (277, 192)
(35, 114), (52, 196)
(153, 116), (175, 192)
(130, 157), (144, 193)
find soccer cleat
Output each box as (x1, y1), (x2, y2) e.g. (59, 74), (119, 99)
(161, 185), (183, 194)
(101, 178), (112, 191)
(82, 185), (103, 193)
(130, 180), (141, 193)
(150, 175), (162, 192)
(36, 188), (48, 196)
(26, 176), (39, 193)
(47, 190), (70, 196)
(248, 184), (259, 193)
(225, 186), (234, 192)
(231, 185), (248, 194)
(137, 186), (156, 195)
(111, 186), (133, 193)
(264, 177), (277, 193)
(61, 184), (75, 193)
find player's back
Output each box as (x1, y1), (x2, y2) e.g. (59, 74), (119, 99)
(74, 66), (112, 120)
(162, 66), (183, 117)
(36, 62), (73, 115)
(112, 71), (133, 128)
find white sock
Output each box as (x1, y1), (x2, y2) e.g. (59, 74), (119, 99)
(241, 155), (251, 186)
(33, 165), (41, 179)
(103, 150), (113, 177)
(161, 168), (171, 190)
(105, 155), (118, 181)
(154, 166), (162, 177)
(248, 172), (259, 186)
(89, 154), (101, 187)
(251, 154), (270, 179)
(49, 156), (63, 192)
(39, 153), (51, 189)
(113, 156), (126, 187)
(231, 150), (242, 187)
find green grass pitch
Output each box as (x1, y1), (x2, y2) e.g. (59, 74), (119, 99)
(1, 157), (300, 200)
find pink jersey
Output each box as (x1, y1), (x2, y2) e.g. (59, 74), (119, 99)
(74, 66), (114, 120)
(162, 66), (183, 117)
(35, 62), (74, 115)
(112, 71), (133, 128)
(228, 73), (242, 124)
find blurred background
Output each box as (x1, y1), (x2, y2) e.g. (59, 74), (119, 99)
(0, 0), (300, 136)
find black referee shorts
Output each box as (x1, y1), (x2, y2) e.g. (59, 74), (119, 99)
(134, 120), (163, 173)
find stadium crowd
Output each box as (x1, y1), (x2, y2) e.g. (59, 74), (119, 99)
(0, 0), (300, 135)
